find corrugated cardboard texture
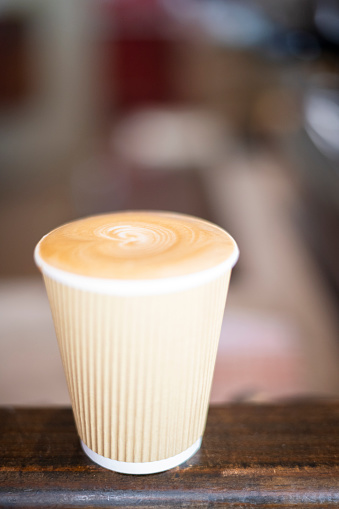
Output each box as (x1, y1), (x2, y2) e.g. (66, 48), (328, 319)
(44, 272), (230, 462)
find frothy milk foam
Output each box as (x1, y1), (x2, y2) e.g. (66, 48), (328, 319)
(36, 211), (238, 280)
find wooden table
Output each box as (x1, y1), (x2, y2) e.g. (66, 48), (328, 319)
(1, 403), (338, 507)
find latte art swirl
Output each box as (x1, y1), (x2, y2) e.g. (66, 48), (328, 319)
(94, 224), (177, 257)
(36, 211), (238, 279)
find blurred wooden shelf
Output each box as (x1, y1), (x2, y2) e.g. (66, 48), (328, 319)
(1, 403), (339, 508)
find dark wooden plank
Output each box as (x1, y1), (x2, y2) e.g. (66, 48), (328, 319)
(0, 403), (339, 507)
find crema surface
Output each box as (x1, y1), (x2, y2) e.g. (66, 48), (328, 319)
(37, 211), (238, 279)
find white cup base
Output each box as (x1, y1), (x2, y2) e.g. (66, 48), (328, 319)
(81, 437), (202, 475)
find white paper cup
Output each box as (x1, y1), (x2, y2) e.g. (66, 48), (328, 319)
(35, 212), (238, 474)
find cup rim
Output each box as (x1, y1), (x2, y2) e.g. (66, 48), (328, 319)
(34, 211), (239, 296)
(34, 241), (239, 296)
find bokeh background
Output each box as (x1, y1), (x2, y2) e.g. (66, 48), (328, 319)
(1, 0), (339, 405)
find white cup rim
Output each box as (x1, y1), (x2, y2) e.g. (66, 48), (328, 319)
(34, 239), (239, 296)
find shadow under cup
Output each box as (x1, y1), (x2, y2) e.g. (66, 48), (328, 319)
(35, 218), (238, 474)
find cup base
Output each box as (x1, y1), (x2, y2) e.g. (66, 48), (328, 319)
(81, 437), (202, 474)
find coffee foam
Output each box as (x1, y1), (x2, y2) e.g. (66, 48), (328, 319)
(35, 211), (238, 280)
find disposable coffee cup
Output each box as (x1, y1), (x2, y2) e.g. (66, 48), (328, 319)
(34, 211), (238, 474)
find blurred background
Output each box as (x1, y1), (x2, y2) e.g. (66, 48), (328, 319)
(1, 0), (339, 405)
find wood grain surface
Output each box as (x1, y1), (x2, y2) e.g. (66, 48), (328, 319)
(0, 403), (339, 508)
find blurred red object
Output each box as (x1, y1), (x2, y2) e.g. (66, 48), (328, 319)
(100, 0), (174, 111)
(0, 15), (31, 109)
